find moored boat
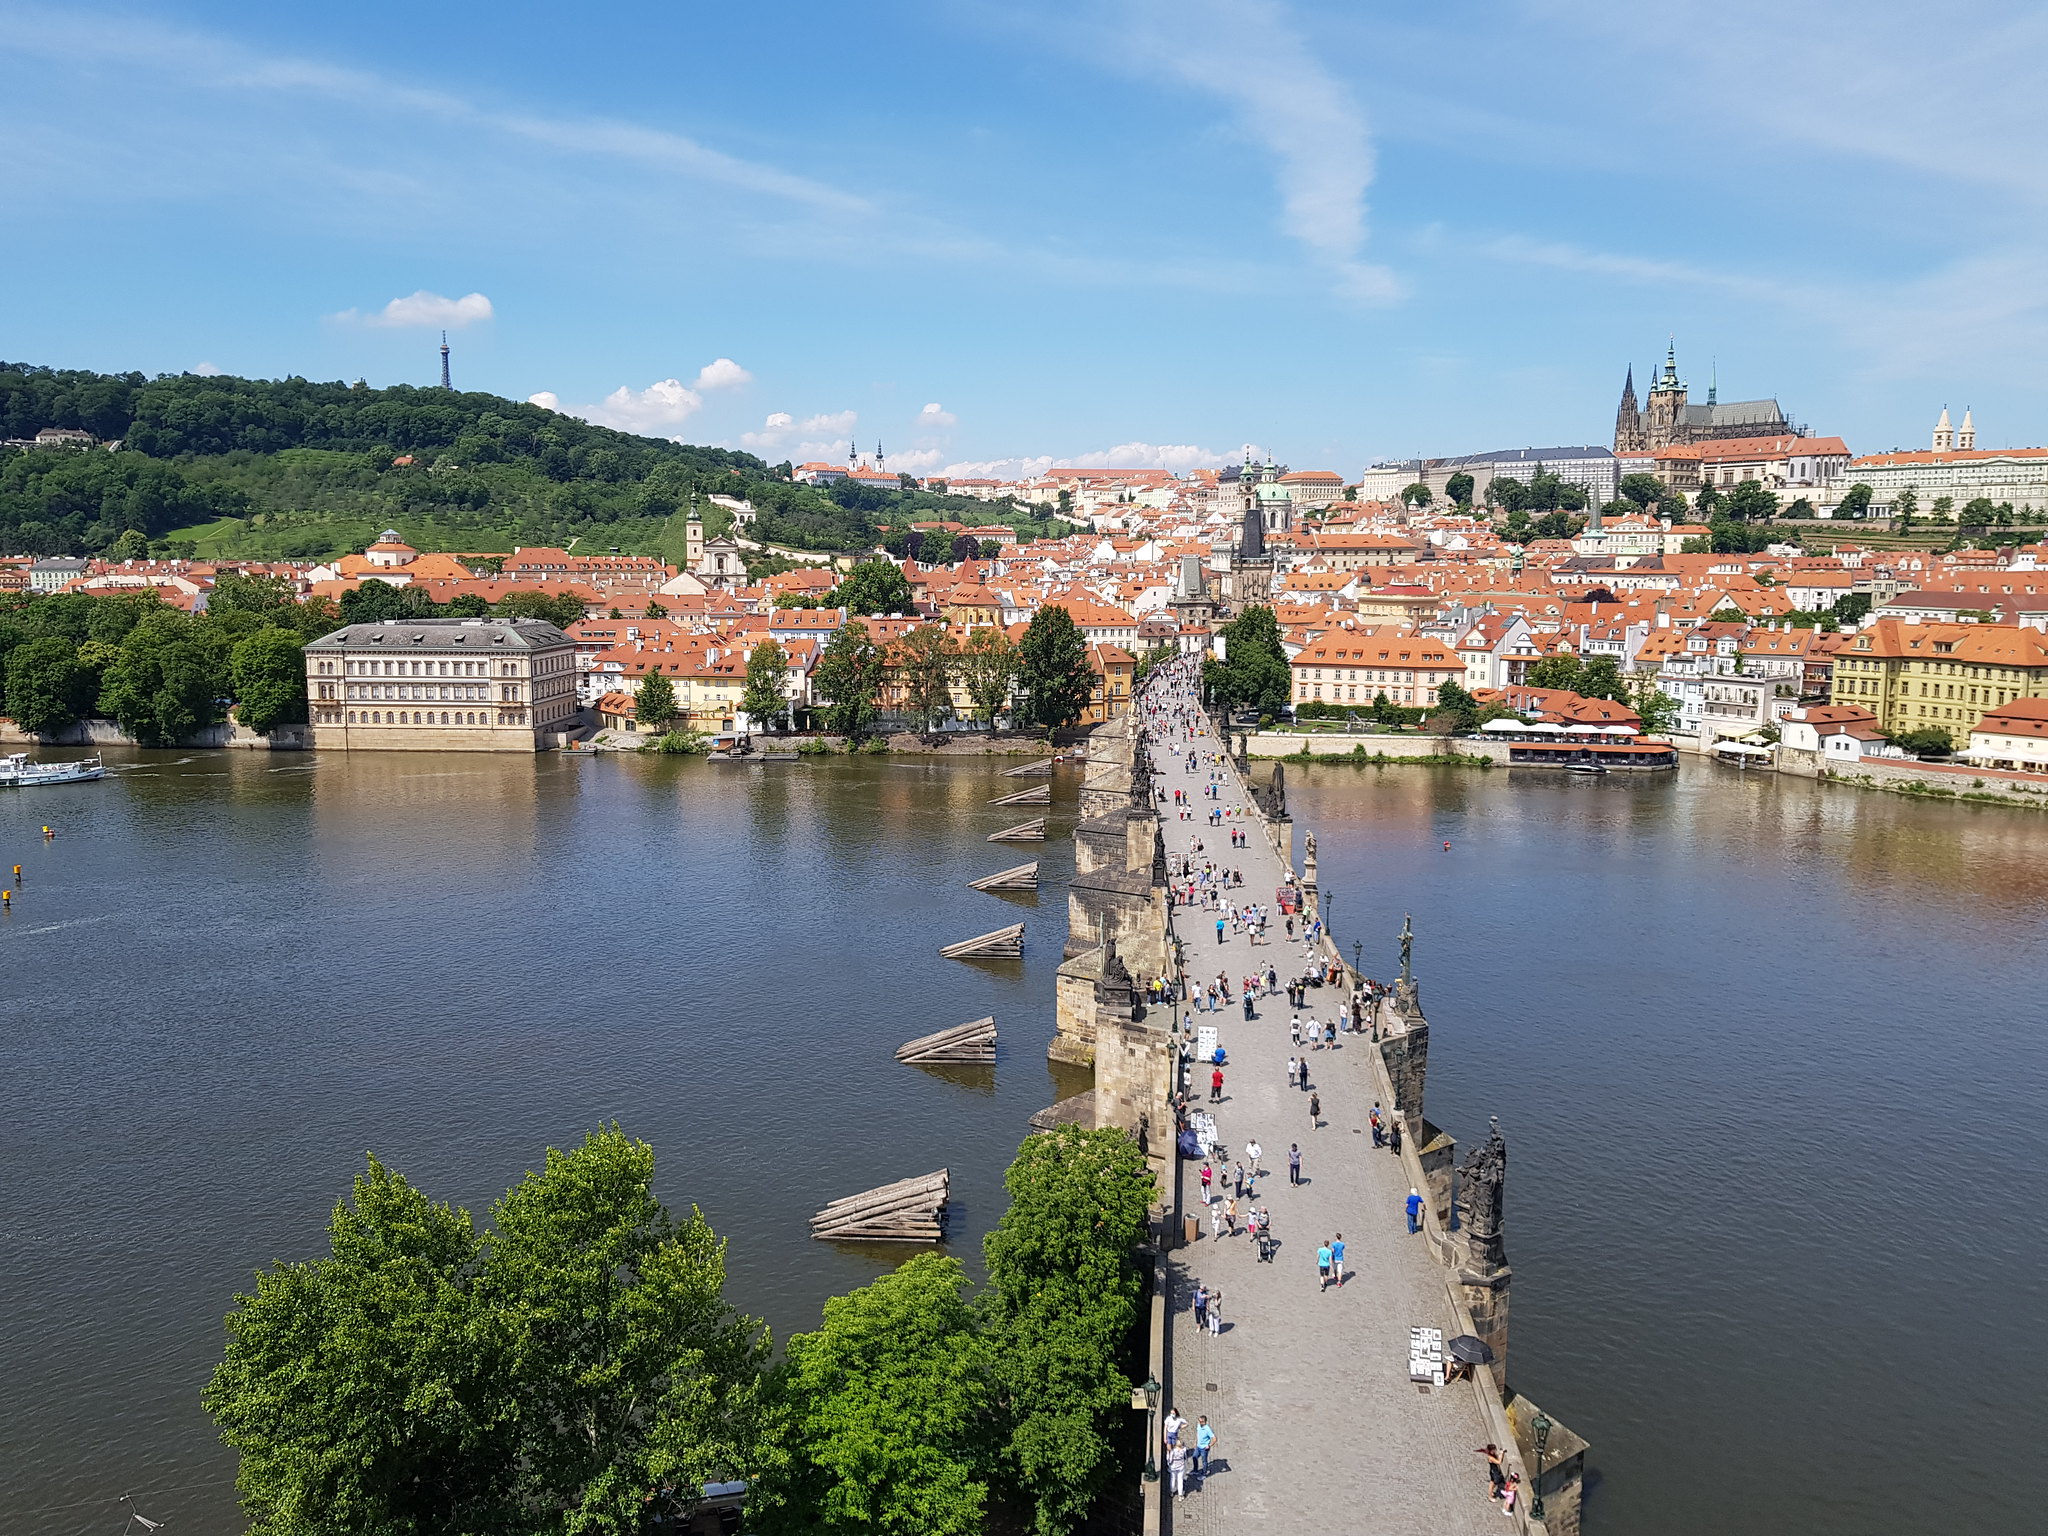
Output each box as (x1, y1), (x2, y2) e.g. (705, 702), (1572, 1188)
(0, 752), (107, 787)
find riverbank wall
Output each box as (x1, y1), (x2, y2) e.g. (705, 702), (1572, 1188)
(1246, 730), (1502, 762)
(0, 716), (311, 750)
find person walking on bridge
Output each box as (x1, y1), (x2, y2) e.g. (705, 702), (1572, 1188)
(1406, 1187), (1424, 1234)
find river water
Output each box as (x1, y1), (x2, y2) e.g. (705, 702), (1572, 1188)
(3, 751), (2043, 1533)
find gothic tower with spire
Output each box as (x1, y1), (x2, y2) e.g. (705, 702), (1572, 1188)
(1613, 365), (1647, 453)
(1643, 340), (1688, 448)
(1959, 409), (1976, 450)
(1933, 406), (1954, 452)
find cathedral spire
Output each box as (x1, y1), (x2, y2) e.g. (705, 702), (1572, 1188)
(1933, 406), (1953, 452)
(1959, 408), (1976, 450)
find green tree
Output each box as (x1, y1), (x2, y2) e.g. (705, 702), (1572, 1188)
(1017, 606), (1094, 732)
(1530, 510), (1584, 540)
(108, 527), (149, 560)
(897, 624), (960, 732)
(4, 634), (91, 734)
(1835, 483), (1874, 520)
(1443, 471), (1475, 507)
(1889, 725), (1952, 756)
(1931, 495), (1956, 524)
(229, 628), (308, 734)
(445, 592), (492, 618)
(1694, 484), (1724, 517)
(1627, 675), (1682, 734)
(645, 598), (668, 618)
(1202, 604), (1291, 716)
(98, 611), (225, 745)
(1962, 496), (1997, 526)
(980, 1126), (1155, 1536)
(203, 1155), (501, 1536)
(1431, 678), (1479, 732)
(753, 1256), (993, 1536)
(1719, 481), (1779, 522)
(211, 572), (298, 618)
(1618, 472), (1664, 511)
(832, 560), (914, 617)
(497, 589), (586, 628)
(478, 1129), (767, 1531)
(1893, 487), (1919, 532)
(813, 620), (885, 739)
(1524, 653), (1584, 692)
(635, 668), (679, 730)
(741, 638), (789, 730)
(958, 626), (1020, 731)
(341, 581), (437, 625)
(920, 529), (957, 565)
(1399, 481), (1433, 508)
(1578, 655), (1626, 701)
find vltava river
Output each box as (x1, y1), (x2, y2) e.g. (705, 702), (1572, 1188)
(3, 751), (2043, 1533)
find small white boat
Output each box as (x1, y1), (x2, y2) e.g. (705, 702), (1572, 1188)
(0, 752), (106, 787)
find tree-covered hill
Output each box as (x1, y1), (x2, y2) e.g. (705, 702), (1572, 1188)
(0, 362), (1060, 559)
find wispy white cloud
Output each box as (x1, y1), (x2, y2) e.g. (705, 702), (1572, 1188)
(335, 290), (494, 329)
(941, 441), (1238, 479)
(529, 379), (702, 438)
(190, 361), (223, 376)
(1051, 0), (1396, 302)
(918, 402), (958, 429)
(0, 8), (867, 216)
(738, 408), (859, 455)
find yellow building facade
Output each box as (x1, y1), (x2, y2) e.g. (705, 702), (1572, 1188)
(1828, 619), (2048, 737)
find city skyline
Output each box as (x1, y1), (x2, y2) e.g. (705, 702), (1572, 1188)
(6, 0), (2046, 472)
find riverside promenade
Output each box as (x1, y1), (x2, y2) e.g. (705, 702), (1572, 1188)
(1151, 696), (1505, 1535)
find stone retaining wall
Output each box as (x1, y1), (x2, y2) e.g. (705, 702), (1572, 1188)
(0, 717), (310, 750)
(1248, 730), (1506, 762)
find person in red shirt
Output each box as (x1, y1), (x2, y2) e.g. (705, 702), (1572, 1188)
(1210, 1066), (1225, 1103)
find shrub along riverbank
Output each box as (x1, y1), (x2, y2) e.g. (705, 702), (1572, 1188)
(204, 1123), (1157, 1536)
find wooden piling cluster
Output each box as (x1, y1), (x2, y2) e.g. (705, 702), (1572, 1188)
(896, 1017), (998, 1063)
(987, 817), (1046, 842)
(939, 922), (1025, 959)
(968, 861), (1039, 892)
(988, 783), (1052, 806)
(810, 1169), (950, 1242)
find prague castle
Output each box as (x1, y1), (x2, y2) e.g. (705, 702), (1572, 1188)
(1613, 343), (1800, 452)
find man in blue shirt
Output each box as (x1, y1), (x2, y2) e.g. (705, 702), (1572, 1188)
(1405, 1187), (1424, 1234)
(1330, 1233), (1346, 1288)
(1193, 1415), (1215, 1478)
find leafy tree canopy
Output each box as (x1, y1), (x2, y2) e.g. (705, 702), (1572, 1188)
(1017, 606), (1094, 732)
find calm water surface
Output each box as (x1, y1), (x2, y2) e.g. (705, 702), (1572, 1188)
(4, 751), (2044, 1533)
(1291, 761), (2048, 1536)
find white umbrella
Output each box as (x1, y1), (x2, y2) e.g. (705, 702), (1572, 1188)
(1481, 718), (1529, 732)
(1526, 721), (1567, 734)
(1564, 724), (1604, 736)
(1600, 724), (1638, 736)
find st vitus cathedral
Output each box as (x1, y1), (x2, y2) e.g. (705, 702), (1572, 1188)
(1613, 342), (1799, 451)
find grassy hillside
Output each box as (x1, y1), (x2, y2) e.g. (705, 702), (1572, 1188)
(0, 362), (1060, 559)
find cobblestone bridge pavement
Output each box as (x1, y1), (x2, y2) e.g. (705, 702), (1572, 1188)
(1154, 708), (1503, 1536)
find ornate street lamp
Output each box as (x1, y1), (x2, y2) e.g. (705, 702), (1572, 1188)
(1530, 1410), (1552, 1520)
(1141, 1376), (1162, 1482)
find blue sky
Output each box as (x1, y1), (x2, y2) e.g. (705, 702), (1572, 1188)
(7, 0), (2048, 475)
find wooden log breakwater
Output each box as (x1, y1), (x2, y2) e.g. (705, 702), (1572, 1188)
(896, 1017), (998, 1063)
(1001, 760), (1056, 777)
(987, 817), (1046, 842)
(989, 783), (1053, 806)
(810, 1169), (950, 1242)
(968, 862), (1039, 892)
(939, 923), (1025, 960)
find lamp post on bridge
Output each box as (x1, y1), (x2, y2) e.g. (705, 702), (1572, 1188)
(1530, 1409), (1552, 1520)
(1141, 1375), (1161, 1482)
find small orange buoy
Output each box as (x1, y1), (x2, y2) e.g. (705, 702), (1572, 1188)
(2, 890), (10, 905)
(43, 826), (53, 839)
